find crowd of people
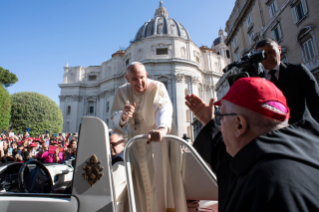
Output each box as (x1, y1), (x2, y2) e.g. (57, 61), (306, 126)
(0, 131), (77, 166)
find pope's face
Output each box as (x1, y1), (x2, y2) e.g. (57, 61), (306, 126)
(125, 64), (148, 94)
(257, 43), (281, 71)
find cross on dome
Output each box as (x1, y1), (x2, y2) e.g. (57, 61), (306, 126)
(155, 1), (168, 17)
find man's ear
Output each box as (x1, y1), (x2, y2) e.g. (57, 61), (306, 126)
(278, 45), (282, 54)
(234, 115), (249, 137)
(125, 75), (129, 82)
(145, 72), (148, 77)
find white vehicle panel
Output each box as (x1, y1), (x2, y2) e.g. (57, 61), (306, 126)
(0, 195), (78, 212)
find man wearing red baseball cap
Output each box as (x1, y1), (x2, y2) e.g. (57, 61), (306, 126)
(186, 77), (319, 211)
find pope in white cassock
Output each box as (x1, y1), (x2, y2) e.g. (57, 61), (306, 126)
(111, 62), (188, 212)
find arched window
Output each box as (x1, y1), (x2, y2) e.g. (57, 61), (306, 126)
(106, 102), (109, 112)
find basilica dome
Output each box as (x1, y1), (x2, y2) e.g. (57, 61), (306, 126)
(133, 2), (191, 42)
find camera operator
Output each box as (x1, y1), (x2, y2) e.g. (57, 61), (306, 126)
(186, 77), (319, 211)
(256, 38), (319, 124)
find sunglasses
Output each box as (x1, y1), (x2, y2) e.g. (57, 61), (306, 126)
(214, 110), (238, 125)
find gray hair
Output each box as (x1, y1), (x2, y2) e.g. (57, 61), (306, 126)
(126, 62), (145, 75)
(222, 100), (287, 134)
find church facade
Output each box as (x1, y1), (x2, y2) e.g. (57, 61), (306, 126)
(58, 3), (229, 140)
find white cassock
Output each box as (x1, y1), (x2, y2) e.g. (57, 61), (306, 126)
(111, 79), (187, 212)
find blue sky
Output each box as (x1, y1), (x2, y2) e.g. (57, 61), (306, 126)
(0, 0), (235, 105)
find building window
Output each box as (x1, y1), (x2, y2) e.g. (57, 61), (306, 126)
(126, 59), (130, 67)
(292, 0), (308, 24)
(67, 106), (71, 115)
(88, 75), (96, 81)
(269, 0), (278, 18)
(162, 81), (168, 89)
(156, 48), (168, 55)
(281, 54), (288, 63)
(235, 51), (240, 61)
(303, 39), (315, 61)
(233, 36), (238, 48)
(106, 102), (109, 112)
(186, 110), (191, 122)
(246, 14), (252, 27)
(249, 31), (254, 45)
(272, 24), (282, 42)
(226, 50), (230, 59)
(196, 56), (200, 63)
(89, 106), (94, 114)
(187, 126), (192, 139)
(88, 101), (94, 115)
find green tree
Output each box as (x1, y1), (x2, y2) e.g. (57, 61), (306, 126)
(0, 85), (11, 130)
(0, 66), (18, 87)
(10, 92), (63, 137)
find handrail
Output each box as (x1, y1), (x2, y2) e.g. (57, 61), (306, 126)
(124, 134), (218, 212)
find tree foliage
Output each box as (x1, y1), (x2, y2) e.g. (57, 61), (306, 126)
(11, 92), (63, 137)
(0, 66), (18, 87)
(0, 85), (11, 130)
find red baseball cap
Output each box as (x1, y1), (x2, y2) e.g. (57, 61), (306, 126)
(29, 142), (38, 147)
(214, 77), (290, 121)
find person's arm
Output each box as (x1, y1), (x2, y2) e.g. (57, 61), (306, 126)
(0, 146), (4, 159)
(112, 111), (129, 128)
(193, 119), (227, 172)
(156, 101), (172, 133)
(301, 64), (319, 123)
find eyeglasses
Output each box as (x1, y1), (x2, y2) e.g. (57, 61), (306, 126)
(110, 139), (124, 155)
(214, 110), (238, 125)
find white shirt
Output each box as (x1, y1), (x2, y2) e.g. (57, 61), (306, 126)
(263, 63), (280, 81)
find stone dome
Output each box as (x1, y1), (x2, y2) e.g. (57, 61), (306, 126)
(133, 2), (191, 42)
(212, 28), (226, 47)
(213, 37), (221, 46)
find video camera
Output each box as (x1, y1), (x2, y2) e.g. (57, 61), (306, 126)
(222, 50), (265, 86)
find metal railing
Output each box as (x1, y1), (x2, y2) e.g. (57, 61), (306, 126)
(124, 134), (218, 212)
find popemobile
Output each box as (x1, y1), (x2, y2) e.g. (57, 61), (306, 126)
(0, 116), (218, 212)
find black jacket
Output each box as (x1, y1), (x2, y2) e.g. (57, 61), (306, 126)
(112, 150), (124, 166)
(193, 118), (319, 212)
(272, 63), (319, 124)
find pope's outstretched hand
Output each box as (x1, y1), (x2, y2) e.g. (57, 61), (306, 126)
(185, 94), (215, 126)
(122, 102), (136, 121)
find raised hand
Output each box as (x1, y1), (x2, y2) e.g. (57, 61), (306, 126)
(121, 102), (136, 122)
(185, 94), (215, 126)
